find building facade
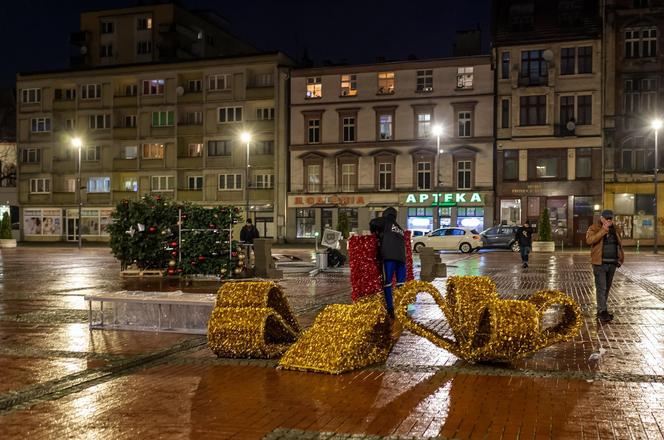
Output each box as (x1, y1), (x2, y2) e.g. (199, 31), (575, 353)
(603, 0), (664, 246)
(287, 57), (494, 242)
(16, 52), (292, 242)
(493, 0), (603, 245)
(70, 3), (255, 67)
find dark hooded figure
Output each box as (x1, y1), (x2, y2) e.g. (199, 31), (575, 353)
(369, 207), (406, 318)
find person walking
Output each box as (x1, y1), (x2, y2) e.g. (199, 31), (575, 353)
(515, 220), (533, 268)
(369, 207), (406, 320)
(586, 209), (624, 323)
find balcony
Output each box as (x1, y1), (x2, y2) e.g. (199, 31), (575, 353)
(112, 191), (140, 203)
(52, 192), (75, 204)
(28, 194), (50, 204)
(177, 92), (203, 104)
(176, 123), (203, 136)
(177, 157), (203, 169)
(177, 189), (204, 201)
(19, 163), (42, 174)
(53, 159), (76, 174)
(114, 127), (138, 139)
(140, 159), (166, 170)
(518, 75), (549, 87)
(53, 100), (76, 111)
(114, 96), (138, 107)
(113, 158), (138, 170)
(247, 188), (274, 201)
(150, 126), (176, 138)
(246, 86), (274, 100)
(554, 124), (576, 137)
(87, 193), (112, 205)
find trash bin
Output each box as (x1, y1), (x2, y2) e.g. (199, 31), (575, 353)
(315, 251), (328, 270)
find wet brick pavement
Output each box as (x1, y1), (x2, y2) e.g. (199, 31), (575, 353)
(0, 247), (663, 439)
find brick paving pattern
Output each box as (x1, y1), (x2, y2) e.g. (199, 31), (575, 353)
(0, 247), (663, 439)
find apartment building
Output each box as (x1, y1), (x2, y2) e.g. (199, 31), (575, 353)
(70, 3), (255, 67)
(16, 52), (292, 242)
(287, 57), (494, 242)
(493, 0), (603, 245)
(602, 0), (664, 246)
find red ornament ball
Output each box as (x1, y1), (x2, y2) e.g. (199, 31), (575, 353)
(147, 226), (157, 233)
(171, 250), (177, 256)
(167, 268), (176, 275)
(198, 255), (206, 262)
(169, 241), (178, 247)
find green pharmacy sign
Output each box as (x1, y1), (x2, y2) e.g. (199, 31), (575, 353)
(405, 192), (483, 206)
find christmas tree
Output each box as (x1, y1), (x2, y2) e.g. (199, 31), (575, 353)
(107, 195), (243, 277)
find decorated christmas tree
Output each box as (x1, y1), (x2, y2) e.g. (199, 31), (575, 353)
(107, 195), (243, 277)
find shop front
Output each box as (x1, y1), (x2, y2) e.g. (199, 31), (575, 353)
(22, 207), (113, 242)
(498, 181), (601, 245)
(604, 182), (664, 246)
(286, 191), (493, 242)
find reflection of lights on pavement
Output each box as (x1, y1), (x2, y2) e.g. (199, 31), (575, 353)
(66, 324), (90, 352)
(70, 389), (99, 420)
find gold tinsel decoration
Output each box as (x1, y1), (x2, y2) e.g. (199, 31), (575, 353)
(207, 281), (301, 358)
(395, 277), (582, 362)
(278, 294), (393, 374)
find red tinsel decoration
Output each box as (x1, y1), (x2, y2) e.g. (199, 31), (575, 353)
(348, 231), (415, 302)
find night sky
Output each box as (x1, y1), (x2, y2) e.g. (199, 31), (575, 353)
(1, 0), (491, 87)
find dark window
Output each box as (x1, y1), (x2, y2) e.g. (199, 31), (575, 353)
(577, 95), (592, 125)
(307, 119), (320, 144)
(254, 140), (274, 155)
(207, 140), (231, 156)
(501, 52), (510, 79)
(560, 48), (575, 75)
(560, 96), (575, 124)
(520, 95), (546, 126)
(501, 99), (510, 128)
(342, 116), (356, 142)
(577, 46), (592, 74)
(634, 0), (649, 8)
(339, 208), (358, 231)
(576, 148), (592, 178)
(636, 194), (655, 214)
(520, 50), (548, 85)
(503, 150), (519, 180)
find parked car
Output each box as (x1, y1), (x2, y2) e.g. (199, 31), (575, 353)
(412, 227), (483, 253)
(480, 225), (520, 252)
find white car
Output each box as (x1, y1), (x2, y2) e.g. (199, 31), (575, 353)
(412, 227), (483, 253)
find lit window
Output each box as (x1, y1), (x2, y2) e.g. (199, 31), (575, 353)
(306, 77), (322, 98)
(307, 165), (320, 192)
(188, 143), (203, 157)
(417, 113), (432, 138)
(340, 74), (357, 96)
(142, 79), (164, 95)
(142, 143), (164, 159)
(87, 177), (110, 193)
(457, 67), (474, 89)
(377, 72), (395, 94)
(379, 114), (393, 140)
(341, 163), (356, 192)
(137, 17), (152, 30)
(123, 178), (138, 192)
(124, 146), (138, 159)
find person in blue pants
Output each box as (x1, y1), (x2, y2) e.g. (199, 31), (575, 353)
(370, 207), (406, 319)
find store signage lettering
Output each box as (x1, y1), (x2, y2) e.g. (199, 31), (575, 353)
(293, 195), (365, 206)
(405, 192), (483, 205)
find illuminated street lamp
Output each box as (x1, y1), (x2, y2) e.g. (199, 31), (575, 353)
(432, 125), (444, 187)
(652, 119), (662, 254)
(240, 131), (252, 222)
(71, 137), (83, 249)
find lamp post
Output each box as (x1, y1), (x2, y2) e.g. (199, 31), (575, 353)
(71, 137), (83, 249)
(240, 132), (252, 222)
(652, 119), (662, 254)
(432, 125), (443, 187)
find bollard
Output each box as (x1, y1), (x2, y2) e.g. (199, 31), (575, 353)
(636, 240), (640, 253)
(253, 238), (283, 279)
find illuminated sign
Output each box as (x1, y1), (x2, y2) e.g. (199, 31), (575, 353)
(292, 195), (365, 207)
(405, 192), (483, 206)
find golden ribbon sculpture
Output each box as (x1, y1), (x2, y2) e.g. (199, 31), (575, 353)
(278, 276), (581, 373)
(207, 281), (301, 358)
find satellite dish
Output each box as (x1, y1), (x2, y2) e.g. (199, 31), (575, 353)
(543, 49), (554, 62)
(80, 46), (88, 55)
(320, 228), (342, 249)
(176, 86), (184, 96)
(566, 120), (576, 131)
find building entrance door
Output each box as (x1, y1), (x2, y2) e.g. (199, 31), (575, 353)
(66, 218), (79, 241)
(574, 216), (592, 247)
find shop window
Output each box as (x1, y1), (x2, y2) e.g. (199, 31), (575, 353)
(339, 208), (358, 231)
(636, 194), (655, 215)
(407, 207), (433, 233)
(457, 207), (484, 230)
(438, 207), (452, 228)
(500, 199), (521, 225)
(547, 198), (568, 240)
(614, 193), (635, 214)
(23, 208), (62, 236)
(296, 209), (316, 238)
(573, 197), (594, 216)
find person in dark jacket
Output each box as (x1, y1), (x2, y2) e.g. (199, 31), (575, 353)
(369, 207), (406, 318)
(515, 220), (533, 268)
(240, 219), (260, 244)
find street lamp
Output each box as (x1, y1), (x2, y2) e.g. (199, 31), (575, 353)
(651, 119), (662, 254)
(71, 137), (83, 249)
(240, 131), (252, 222)
(432, 125), (444, 187)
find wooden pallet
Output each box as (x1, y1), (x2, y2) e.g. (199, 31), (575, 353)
(121, 269), (164, 277)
